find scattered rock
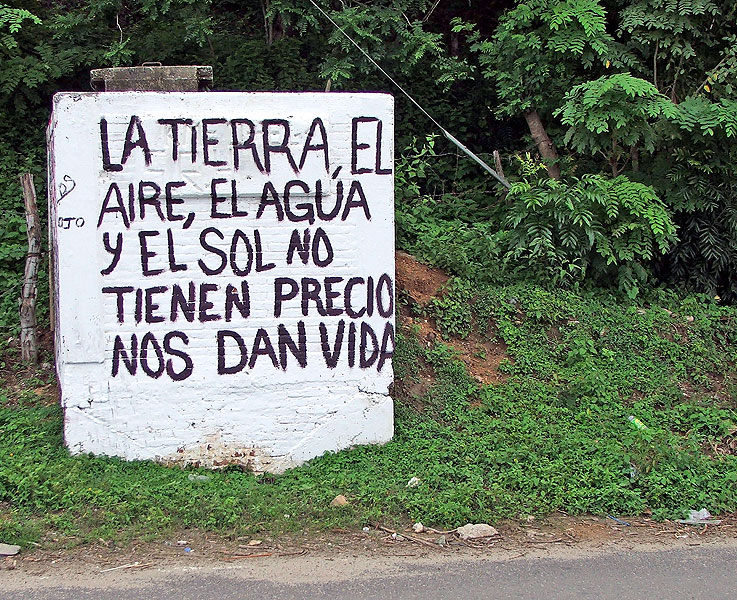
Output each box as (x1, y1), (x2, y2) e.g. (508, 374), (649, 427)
(362, 526), (370, 532)
(247, 539), (263, 547)
(4, 557), (17, 570)
(526, 515), (536, 523)
(406, 477), (421, 488)
(456, 523), (500, 540)
(436, 535), (447, 547)
(176, 540), (188, 546)
(412, 522), (425, 533)
(330, 494), (349, 507)
(685, 315), (695, 323)
(0, 544), (20, 557)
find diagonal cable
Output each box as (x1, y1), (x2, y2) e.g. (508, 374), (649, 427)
(306, 0), (510, 188)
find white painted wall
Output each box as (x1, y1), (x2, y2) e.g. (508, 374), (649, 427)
(48, 92), (395, 472)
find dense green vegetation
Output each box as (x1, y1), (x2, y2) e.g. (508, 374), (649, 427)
(1, 1), (737, 310)
(2, 283), (737, 545)
(1, 1), (737, 546)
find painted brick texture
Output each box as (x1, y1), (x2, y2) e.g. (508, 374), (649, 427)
(48, 92), (395, 472)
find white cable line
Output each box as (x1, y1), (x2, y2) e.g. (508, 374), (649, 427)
(306, 0), (510, 188)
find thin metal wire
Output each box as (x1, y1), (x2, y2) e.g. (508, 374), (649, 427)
(306, 0), (510, 188)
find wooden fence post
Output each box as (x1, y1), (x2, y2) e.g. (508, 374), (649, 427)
(20, 173), (41, 362)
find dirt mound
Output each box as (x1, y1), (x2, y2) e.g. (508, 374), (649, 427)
(445, 330), (508, 386)
(394, 252), (508, 393)
(396, 251), (449, 305)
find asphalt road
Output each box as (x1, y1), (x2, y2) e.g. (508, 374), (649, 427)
(4, 544), (736, 600)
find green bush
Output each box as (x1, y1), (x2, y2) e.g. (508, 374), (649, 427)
(503, 157), (676, 296)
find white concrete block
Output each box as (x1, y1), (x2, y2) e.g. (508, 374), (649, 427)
(48, 91), (395, 472)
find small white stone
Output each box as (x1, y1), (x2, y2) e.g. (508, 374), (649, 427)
(456, 523), (499, 540)
(0, 544), (20, 556)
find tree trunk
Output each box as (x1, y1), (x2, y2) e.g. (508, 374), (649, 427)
(630, 145), (639, 173)
(610, 137), (619, 177)
(523, 110), (561, 179)
(19, 173), (41, 363)
(450, 31), (460, 57)
(260, 0), (273, 46)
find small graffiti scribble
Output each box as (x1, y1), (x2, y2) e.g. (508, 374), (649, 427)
(57, 174), (76, 204)
(58, 216), (85, 229)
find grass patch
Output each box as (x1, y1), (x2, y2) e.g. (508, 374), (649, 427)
(2, 282), (737, 547)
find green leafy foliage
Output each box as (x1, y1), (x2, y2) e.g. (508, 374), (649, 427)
(617, 0), (728, 98)
(395, 134), (509, 281)
(270, 0), (464, 88)
(442, 0), (737, 300)
(647, 94), (737, 300)
(455, 0), (613, 116)
(504, 157), (677, 296)
(671, 96), (737, 137)
(556, 73), (677, 169)
(0, 139), (46, 333)
(0, 3), (40, 51)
